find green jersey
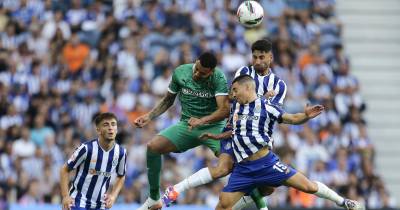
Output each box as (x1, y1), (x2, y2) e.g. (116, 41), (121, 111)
(168, 63), (229, 124)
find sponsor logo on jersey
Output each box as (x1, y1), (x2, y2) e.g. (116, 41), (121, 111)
(89, 168), (112, 177)
(182, 88), (213, 98)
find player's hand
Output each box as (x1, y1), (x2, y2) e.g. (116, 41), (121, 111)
(62, 196), (74, 210)
(104, 193), (116, 209)
(200, 132), (220, 140)
(134, 114), (151, 128)
(188, 117), (204, 130)
(304, 104), (324, 119)
(265, 90), (276, 98)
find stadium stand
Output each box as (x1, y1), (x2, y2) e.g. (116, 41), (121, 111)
(0, 0), (396, 209)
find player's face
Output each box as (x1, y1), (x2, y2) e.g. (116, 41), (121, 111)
(252, 50), (272, 72)
(193, 61), (213, 81)
(231, 82), (249, 104)
(97, 118), (118, 141)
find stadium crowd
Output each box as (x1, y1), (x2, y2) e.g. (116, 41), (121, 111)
(0, 0), (396, 209)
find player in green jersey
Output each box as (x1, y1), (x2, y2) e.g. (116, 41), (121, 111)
(134, 52), (230, 210)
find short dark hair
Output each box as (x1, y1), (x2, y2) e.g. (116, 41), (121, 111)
(232, 74), (255, 85)
(198, 51), (217, 69)
(251, 39), (272, 53)
(94, 112), (118, 126)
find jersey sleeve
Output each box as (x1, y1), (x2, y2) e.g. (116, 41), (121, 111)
(214, 70), (229, 96)
(168, 69), (180, 94)
(265, 102), (285, 123)
(270, 79), (287, 106)
(116, 148), (127, 177)
(66, 144), (88, 170)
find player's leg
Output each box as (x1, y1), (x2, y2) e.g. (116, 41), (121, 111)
(162, 145), (234, 206)
(216, 191), (246, 210)
(138, 135), (177, 210)
(232, 187), (273, 210)
(175, 153), (233, 192)
(138, 122), (194, 210)
(283, 172), (364, 210)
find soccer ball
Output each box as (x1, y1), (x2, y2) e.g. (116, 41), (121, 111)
(237, 1), (264, 28)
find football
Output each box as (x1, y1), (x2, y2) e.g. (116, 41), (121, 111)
(237, 1), (264, 28)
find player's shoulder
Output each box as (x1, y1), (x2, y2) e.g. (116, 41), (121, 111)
(212, 67), (226, 81)
(270, 68), (284, 81)
(77, 139), (98, 150)
(235, 65), (252, 75)
(174, 63), (193, 73)
(115, 143), (127, 154)
(80, 139), (96, 147)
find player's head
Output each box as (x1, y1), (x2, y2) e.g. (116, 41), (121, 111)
(231, 75), (256, 104)
(94, 112), (118, 142)
(251, 39), (273, 72)
(193, 51), (217, 81)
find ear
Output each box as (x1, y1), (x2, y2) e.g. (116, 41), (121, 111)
(268, 52), (273, 63)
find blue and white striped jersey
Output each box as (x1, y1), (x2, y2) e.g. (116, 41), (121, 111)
(230, 97), (284, 162)
(66, 139), (127, 209)
(234, 66), (287, 106)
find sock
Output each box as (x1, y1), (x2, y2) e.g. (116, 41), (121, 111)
(174, 167), (213, 194)
(314, 181), (344, 206)
(232, 196), (253, 210)
(250, 188), (268, 209)
(147, 150), (162, 200)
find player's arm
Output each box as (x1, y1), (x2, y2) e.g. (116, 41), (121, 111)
(105, 148), (127, 208)
(269, 79), (287, 106)
(200, 129), (232, 141)
(281, 104), (324, 125)
(134, 68), (180, 128)
(60, 164), (73, 210)
(60, 144), (87, 210)
(104, 175), (125, 209)
(134, 92), (177, 128)
(188, 95), (230, 129)
(148, 92), (177, 120)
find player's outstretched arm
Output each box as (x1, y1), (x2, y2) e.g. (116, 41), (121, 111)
(188, 95), (230, 129)
(134, 92), (177, 128)
(200, 130), (232, 141)
(281, 104), (324, 125)
(60, 164), (74, 210)
(105, 175), (125, 208)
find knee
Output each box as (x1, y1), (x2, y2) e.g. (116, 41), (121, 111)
(218, 196), (233, 210)
(213, 166), (231, 179)
(147, 141), (161, 154)
(261, 187), (275, 196)
(303, 181), (318, 194)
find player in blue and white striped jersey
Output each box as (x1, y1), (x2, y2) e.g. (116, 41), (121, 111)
(60, 113), (127, 210)
(213, 75), (363, 210)
(234, 39), (287, 106)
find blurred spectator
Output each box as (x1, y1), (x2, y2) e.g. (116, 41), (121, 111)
(62, 32), (90, 77)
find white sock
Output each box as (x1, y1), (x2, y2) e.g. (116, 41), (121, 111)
(232, 196), (253, 210)
(314, 181), (344, 206)
(174, 167), (213, 194)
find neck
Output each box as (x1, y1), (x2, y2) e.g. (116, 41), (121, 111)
(244, 93), (258, 104)
(257, 68), (270, 76)
(98, 137), (115, 151)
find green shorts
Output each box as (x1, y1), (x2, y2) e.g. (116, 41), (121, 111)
(158, 121), (225, 154)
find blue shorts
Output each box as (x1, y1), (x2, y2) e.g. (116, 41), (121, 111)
(223, 152), (296, 194)
(219, 127), (234, 156)
(71, 207), (106, 210)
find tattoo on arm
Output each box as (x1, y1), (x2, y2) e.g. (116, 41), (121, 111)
(149, 93), (176, 120)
